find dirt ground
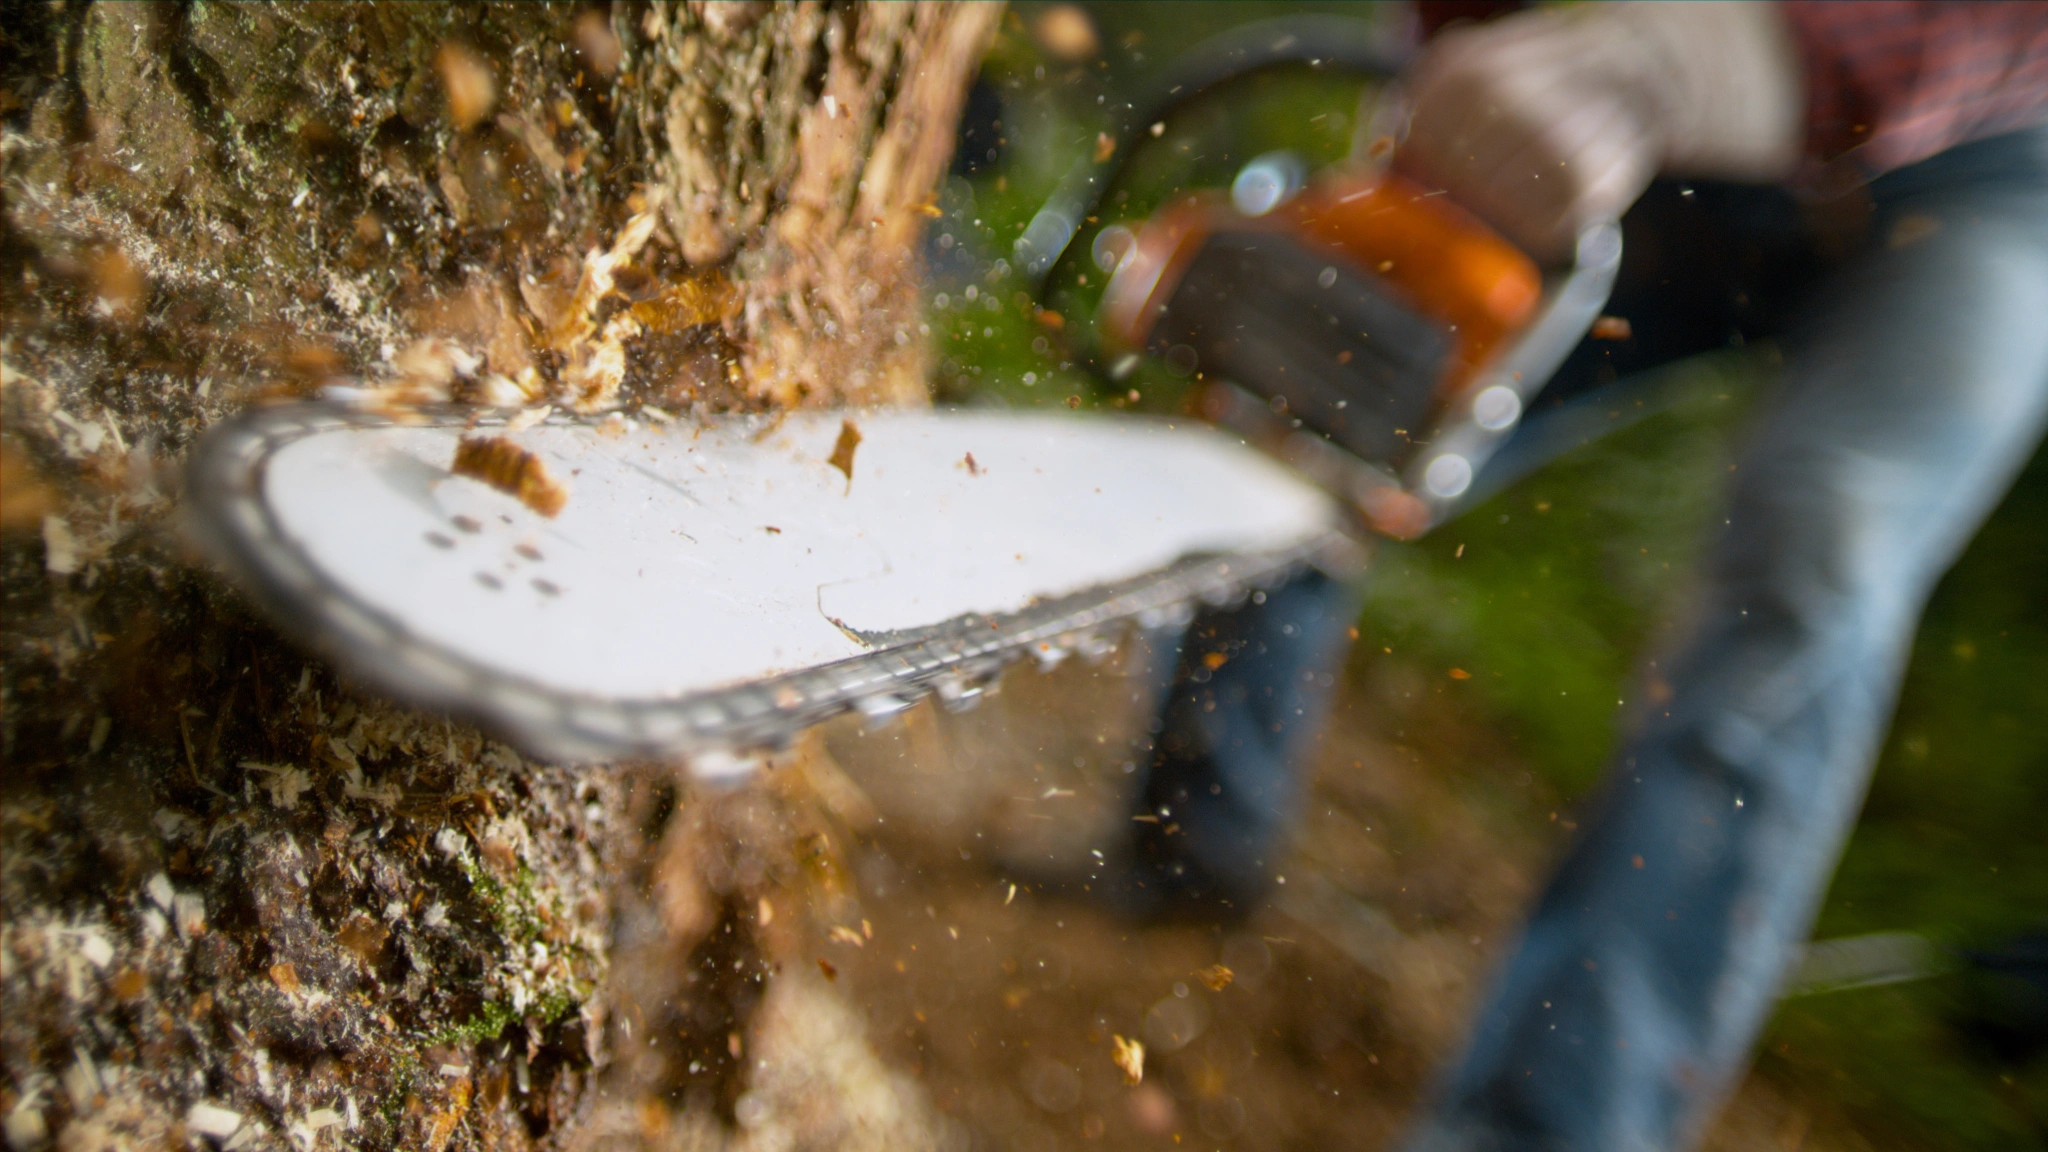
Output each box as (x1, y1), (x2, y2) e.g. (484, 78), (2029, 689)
(799, 634), (1894, 1152)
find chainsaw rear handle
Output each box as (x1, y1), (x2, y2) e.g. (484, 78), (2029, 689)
(1408, 218), (1621, 524)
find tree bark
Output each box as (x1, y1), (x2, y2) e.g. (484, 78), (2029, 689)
(0, 3), (997, 1149)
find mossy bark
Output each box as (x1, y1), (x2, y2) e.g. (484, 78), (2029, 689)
(0, 3), (997, 1149)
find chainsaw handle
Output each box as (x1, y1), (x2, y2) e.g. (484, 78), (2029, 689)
(1400, 219), (1623, 522)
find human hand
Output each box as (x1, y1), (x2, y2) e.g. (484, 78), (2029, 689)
(1393, 2), (1803, 263)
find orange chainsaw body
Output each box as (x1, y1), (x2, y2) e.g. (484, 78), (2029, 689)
(1101, 170), (1541, 401)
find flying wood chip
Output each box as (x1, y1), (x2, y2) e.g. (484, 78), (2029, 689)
(1111, 1034), (1145, 1085)
(451, 435), (569, 517)
(1591, 315), (1633, 341)
(827, 419), (862, 488)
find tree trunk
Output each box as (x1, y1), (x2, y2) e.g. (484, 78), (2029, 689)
(0, 3), (997, 1149)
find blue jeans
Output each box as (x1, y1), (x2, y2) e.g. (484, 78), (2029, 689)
(1124, 569), (1363, 918)
(1401, 128), (2048, 1151)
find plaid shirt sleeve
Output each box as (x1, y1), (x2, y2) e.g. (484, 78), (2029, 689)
(1784, 1), (2048, 179)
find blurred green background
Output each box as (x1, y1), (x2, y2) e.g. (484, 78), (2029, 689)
(936, 4), (2048, 1147)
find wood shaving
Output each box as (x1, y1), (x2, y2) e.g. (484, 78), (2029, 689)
(435, 43), (497, 132)
(1591, 315), (1633, 341)
(827, 419), (862, 487)
(451, 436), (569, 518)
(1111, 1034), (1144, 1085)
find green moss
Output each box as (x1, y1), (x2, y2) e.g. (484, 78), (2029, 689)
(426, 849), (597, 1048)
(425, 985), (583, 1050)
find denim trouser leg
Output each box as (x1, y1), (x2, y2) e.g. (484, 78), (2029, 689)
(1407, 133), (2048, 1151)
(1126, 569), (1363, 915)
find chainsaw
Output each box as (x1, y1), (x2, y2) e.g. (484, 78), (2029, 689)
(185, 18), (1619, 774)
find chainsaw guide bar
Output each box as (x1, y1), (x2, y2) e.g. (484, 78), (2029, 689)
(187, 403), (1360, 773)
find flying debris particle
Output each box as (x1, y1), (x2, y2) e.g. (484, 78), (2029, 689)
(758, 897), (775, 926)
(435, 43), (497, 131)
(1591, 315), (1633, 341)
(816, 957), (838, 981)
(1198, 964), (1234, 992)
(961, 452), (983, 476)
(1034, 4), (1100, 61)
(1094, 132), (1117, 163)
(827, 419), (862, 488)
(1889, 213), (1944, 248)
(452, 436), (569, 517)
(269, 962), (301, 994)
(829, 925), (865, 947)
(628, 276), (742, 331)
(573, 9), (622, 76)
(1066, 395), (1082, 410)
(1112, 1035), (1145, 1085)
(1448, 668), (1471, 680)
